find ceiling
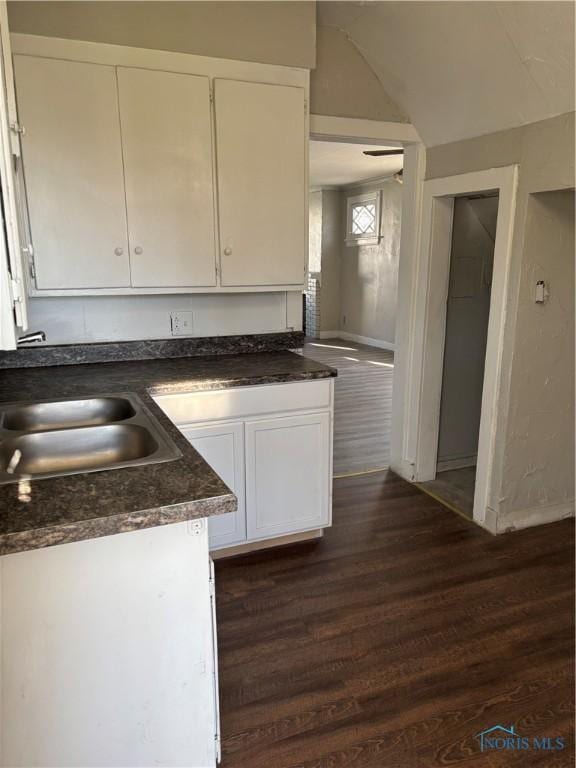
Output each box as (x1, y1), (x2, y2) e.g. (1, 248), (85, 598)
(310, 141), (403, 187)
(318, 1), (575, 147)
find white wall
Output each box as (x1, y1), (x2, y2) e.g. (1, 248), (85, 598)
(499, 189), (574, 523)
(426, 111), (575, 530)
(305, 179), (402, 345)
(7, 1), (316, 68)
(319, 1), (575, 146)
(310, 24), (407, 123)
(28, 293), (301, 344)
(308, 191), (322, 273)
(318, 190), (341, 333)
(339, 179), (402, 346)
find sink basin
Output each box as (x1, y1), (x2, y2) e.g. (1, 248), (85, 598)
(0, 425), (158, 477)
(1, 397), (136, 432)
(0, 393), (181, 484)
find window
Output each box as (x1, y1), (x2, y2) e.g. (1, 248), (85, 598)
(346, 191), (381, 246)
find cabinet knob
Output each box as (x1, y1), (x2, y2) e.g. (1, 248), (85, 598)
(114, 247), (124, 256)
(223, 247), (232, 256)
(134, 246), (143, 255)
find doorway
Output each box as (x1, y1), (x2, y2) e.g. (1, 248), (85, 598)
(301, 116), (423, 478)
(302, 137), (404, 475)
(417, 193), (498, 517)
(399, 165), (518, 528)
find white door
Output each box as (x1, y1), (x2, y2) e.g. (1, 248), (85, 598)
(181, 421), (246, 549)
(117, 68), (216, 288)
(0, 1), (28, 348)
(13, 55), (130, 290)
(245, 412), (330, 540)
(214, 79), (306, 287)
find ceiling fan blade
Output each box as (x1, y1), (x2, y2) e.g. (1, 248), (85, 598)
(363, 149), (404, 157)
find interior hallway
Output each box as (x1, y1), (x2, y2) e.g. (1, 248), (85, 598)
(215, 471), (575, 768)
(301, 338), (394, 476)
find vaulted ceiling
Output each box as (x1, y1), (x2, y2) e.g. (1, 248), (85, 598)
(319, 1), (575, 146)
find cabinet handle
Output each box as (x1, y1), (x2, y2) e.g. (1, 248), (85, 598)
(134, 246), (143, 255)
(114, 247), (124, 256)
(223, 247), (232, 256)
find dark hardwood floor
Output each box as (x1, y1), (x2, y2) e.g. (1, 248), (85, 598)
(215, 471), (575, 767)
(301, 339), (394, 475)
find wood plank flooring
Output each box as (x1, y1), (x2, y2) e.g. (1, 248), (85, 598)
(301, 339), (394, 475)
(418, 467), (477, 519)
(215, 471), (575, 768)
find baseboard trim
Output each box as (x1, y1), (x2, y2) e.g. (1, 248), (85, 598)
(317, 331), (341, 340)
(437, 456), (477, 472)
(390, 458), (416, 482)
(211, 529), (323, 559)
(492, 500), (575, 534)
(317, 330), (395, 352)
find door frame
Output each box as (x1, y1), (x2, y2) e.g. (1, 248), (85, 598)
(399, 165), (518, 526)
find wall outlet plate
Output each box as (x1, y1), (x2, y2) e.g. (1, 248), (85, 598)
(170, 311), (194, 336)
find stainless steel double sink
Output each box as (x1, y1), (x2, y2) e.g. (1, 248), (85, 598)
(0, 393), (181, 485)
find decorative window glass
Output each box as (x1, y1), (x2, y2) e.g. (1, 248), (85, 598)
(346, 191), (381, 246)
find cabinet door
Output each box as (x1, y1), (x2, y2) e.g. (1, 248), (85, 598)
(181, 421), (246, 549)
(13, 55), (130, 290)
(0, 3), (29, 347)
(214, 79), (306, 287)
(117, 68), (216, 288)
(245, 413), (330, 540)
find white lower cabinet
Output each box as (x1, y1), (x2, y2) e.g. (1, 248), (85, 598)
(245, 413), (330, 540)
(157, 380), (334, 552)
(181, 421), (246, 549)
(0, 521), (219, 767)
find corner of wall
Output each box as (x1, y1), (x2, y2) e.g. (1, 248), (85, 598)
(310, 24), (408, 123)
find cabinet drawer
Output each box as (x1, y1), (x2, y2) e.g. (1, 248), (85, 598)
(154, 379), (331, 425)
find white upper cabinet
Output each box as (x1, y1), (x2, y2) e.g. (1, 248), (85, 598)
(215, 79), (306, 287)
(13, 55), (131, 290)
(9, 36), (309, 296)
(0, 3), (29, 349)
(117, 68), (216, 288)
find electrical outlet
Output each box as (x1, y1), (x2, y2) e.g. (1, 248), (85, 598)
(170, 311), (194, 336)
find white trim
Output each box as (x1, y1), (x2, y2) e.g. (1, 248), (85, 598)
(211, 528), (322, 559)
(317, 330), (395, 352)
(27, 284), (305, 297)
(390, 143), (426, 480)
(310, 115), (420, 145)
(403, 165), (519, 529)
(486, 500), (575, 535)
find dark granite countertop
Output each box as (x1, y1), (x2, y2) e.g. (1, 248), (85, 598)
(0, 350), (336, 556)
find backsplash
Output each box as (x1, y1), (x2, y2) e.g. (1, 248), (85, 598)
(27, 292), (302, 345)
